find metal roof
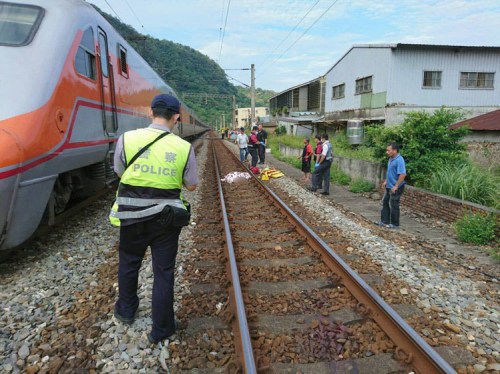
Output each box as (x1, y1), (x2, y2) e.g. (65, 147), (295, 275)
(324, 43), (500, 76)
(449, 110), (500, 131)
(269, 76), (324, 100)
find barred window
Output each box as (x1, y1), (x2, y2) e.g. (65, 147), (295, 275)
(423, 71), (441, 88)
(460, 72), (494, 89)
(355, 76), (372, 94)
(118, 44), (128, 77)
(332, 84), (345, 99)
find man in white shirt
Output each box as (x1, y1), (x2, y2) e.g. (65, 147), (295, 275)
(235, 127), (249, 162)
(308, 133), (333, 195)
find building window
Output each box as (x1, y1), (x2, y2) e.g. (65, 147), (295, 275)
(355, 76), (372, 94)
(75, 27), (96, 80)
(423, 71), (441, 88)
(332, 83), (345, 99)
(118, 44), (128, 77)
(460, 72), (494, 89)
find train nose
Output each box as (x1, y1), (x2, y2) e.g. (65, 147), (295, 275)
(0, 129), (23, 250)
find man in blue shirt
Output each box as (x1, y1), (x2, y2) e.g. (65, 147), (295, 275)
(379, 142), (406, 228)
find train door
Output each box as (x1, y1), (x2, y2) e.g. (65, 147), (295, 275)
(97, 28), (117, 136)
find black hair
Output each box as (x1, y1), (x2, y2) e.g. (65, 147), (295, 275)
(152, 107), (178, 121)
(314, 134), (321, 140)
(321, 133), (329, 140)
(304, 137), (310, 143)
(387, 142), (399, 151)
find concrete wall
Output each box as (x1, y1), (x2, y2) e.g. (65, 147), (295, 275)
(279, 144), (385, 184)
(279, 143), (302, 158)
(465, 141), (500, 169)
(332, 155), (386, 185)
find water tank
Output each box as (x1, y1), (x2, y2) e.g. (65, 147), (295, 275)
(347, 120), (364, 145)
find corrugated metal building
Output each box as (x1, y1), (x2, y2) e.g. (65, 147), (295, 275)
(269, 76), (326, 115)
(325, 44), (500, 125)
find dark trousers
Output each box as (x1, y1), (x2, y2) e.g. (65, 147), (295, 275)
(115, 220), (181, 341)
(258, 144), (266, 163)
(248, 147), (258, 167)
(381, 186), (405, 226)
(312, 160), (331, 193)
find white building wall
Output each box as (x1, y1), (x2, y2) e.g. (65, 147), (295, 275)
(325, 47), (392, 113)
(388, 48), (500, 107)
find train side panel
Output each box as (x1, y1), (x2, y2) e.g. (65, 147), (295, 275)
(0, 0), (208, 251)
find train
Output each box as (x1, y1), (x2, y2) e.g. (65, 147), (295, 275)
(0, 0), (209, 253)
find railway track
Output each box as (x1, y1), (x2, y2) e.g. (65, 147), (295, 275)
(174, 139), (458, 373)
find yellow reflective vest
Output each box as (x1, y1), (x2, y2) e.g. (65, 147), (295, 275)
(109, 128), (191, 227)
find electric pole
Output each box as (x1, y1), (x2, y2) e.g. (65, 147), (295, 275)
(251, 64), (255, 126)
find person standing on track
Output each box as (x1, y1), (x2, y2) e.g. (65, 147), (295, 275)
(256, 123), (268, 164)
(297, 137), (313, 183)
(235, 127), (249, 162)
(109, 93), (197, 345)
(313, 134), (323, 190)
(247, 126), (259, 167)
(308, 133), (332, 196)
(378, 142), (406, 229)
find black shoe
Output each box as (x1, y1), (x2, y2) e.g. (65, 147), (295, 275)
(320, 192), (330, 195)
(147, 319), (181, 344)
(306, 186), (317, 192)
(148, 332), (176, 345)
(114, 311), (134, 325)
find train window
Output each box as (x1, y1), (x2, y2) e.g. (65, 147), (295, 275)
(118, 44), (128, 77)
(98, 30), (109, 77)
(0, 2), (44, 46)
(75, 27), (96, 80)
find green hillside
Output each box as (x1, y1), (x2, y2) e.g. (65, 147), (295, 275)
(95, 6), (275, 127)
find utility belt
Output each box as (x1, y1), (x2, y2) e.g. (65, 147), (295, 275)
(112, 197), (191, 228)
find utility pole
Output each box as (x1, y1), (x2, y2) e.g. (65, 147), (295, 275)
(251, 64), (256, 126)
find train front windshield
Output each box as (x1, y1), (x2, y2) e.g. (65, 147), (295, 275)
(0, 2), (44, 47)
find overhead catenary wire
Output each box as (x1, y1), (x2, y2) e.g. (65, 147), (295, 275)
(258, 0), (341, 77)
(258, 0), (321, 70)
(103, 0), (122, 21)
(218, 0), (232, 63)
(123, 0), (148, 34)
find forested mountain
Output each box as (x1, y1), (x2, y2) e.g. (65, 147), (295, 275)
(95, 6), (275, 127)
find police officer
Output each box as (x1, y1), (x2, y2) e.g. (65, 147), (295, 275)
(109, 94), (197, 345)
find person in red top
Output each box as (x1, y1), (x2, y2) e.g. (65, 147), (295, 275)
(247, 126), (259, 167)
(297, 137), (313, 183)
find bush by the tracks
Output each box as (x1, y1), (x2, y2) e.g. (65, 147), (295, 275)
(364, 108), (469, 188)
(453, 213), (496, 245)
(349, 179), (375, 193)
(430, 162), (500, 209)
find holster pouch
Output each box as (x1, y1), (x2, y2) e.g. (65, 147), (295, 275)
(158, 204), (191, 227)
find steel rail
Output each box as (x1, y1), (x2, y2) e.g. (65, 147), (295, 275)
(211, 142), (257, 373)
(218, 140), (455, 373)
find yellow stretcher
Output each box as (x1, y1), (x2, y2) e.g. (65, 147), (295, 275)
(259, 168), (284, 181)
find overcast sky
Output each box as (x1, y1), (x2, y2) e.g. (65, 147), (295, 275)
(85, 0), (500, 92)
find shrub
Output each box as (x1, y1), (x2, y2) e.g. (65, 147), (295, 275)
(330, 165), (351, 185)
(429, 162), (500, 208)
(274, 125), (287, 135)
(453, 213), (496, 245)
(364, 109), (469, 188)
(349, 179), (375, 193)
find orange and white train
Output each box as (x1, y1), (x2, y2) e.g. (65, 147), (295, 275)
(0, 0), (209, 252)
